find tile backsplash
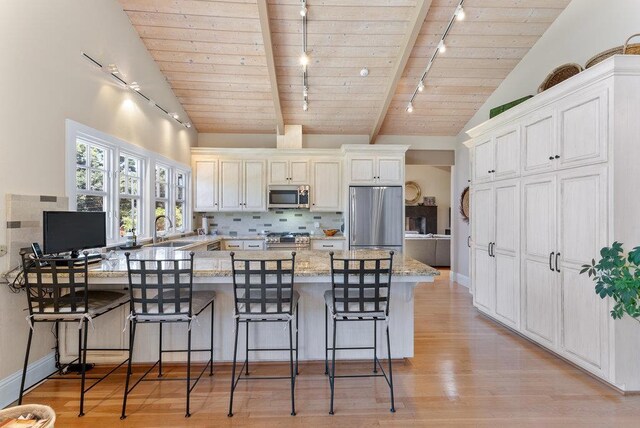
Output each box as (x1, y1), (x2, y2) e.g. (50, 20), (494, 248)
(6, 194), (69, 271)
(196, 210), (344, 236)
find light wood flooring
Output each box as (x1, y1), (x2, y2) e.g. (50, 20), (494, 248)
(19, 271), (640, 426)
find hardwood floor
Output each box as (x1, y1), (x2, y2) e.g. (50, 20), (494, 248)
(20, 270), (640, 426)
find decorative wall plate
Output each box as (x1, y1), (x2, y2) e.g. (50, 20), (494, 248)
(460, 186), (470, 223)
(405, 181), (421, 205)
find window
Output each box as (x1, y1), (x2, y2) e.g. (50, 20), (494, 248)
(175, 170), (186, 232)
(154, 164), (170, 233)
(75, 139), (113, 239)
(119, 153), (143, 238)
(67, 121), (191, 245)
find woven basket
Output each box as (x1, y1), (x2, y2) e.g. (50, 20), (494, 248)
(585, 33), (640, 68)
(538, 63), (583, 93)
(0, 404), (56, 427)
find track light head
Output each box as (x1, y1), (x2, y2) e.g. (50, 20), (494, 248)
(438, 40), (446, 53)
(455, 5), (465, 21)
(418, 80), (425, 92)
(406, 102), (414, 113)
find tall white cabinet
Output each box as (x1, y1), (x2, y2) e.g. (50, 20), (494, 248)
(467, 56), (640, 392)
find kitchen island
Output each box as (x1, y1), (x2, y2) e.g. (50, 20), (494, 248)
(58, 248), (438, 364)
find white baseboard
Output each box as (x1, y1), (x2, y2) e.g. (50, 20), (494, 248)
(451, 271), (470, 288)
(0, 352), (56, 409)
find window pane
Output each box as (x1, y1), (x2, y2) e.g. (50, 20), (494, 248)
(175, 202), (184, 230)
(119, 174), (126, 194)
(77, 195), (104, 212)
(130, 178), (139, 195)
(76, 167), (87, 190)
(128, 158), (138, 176)
(119, 155), (126, 173)
(91, 170), (105, 191)
(177, 186), (184, 201)
(156, 183), (167, 199)
(177, 173), (184, 187)
(76, 142), (87, 165)
(91, 146), (105, 169)
(119, 198), (139, 237)
(157, 166), (167, 182)
(155, 201), (167, 231)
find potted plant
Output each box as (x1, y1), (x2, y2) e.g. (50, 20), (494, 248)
(581, 241), (640, 322)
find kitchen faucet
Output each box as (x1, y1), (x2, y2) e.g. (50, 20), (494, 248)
(153, 215), (173, 244)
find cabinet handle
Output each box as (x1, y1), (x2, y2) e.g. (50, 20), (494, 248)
(549, 252), (555, 271)
(555, 252), (561, 272)
(549, 156), (554, 160)
(487, 242), (491, 255)
(555, 155), (560, 159)
(322, 244), (333, 248)
(467, 236), (471, 248)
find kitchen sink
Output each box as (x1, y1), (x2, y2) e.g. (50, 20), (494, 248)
(146, 241), (199, 248)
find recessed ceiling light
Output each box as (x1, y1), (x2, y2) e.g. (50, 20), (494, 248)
(360, 67), (369, 77)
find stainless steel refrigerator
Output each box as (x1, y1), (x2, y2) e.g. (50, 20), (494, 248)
(349, 186), (403, 251)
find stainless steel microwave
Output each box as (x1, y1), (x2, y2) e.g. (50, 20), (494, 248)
(268, 185), (310, 209)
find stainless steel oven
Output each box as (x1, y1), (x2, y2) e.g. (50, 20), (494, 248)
(267, 185), (310, 209)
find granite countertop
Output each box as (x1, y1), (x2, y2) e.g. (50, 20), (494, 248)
(310, 234), (346, 240)
(93, 249), (439, 278)
(404, 234), (452, 240)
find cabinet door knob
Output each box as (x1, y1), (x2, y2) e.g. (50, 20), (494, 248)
(549, 156), (554, 160)
(555, 155), (560, 159)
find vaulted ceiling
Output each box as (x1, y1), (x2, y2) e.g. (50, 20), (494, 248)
(118, 0), (570, 139)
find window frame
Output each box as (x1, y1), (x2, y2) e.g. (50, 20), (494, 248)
(118, 152), (144, 239)
(66, 120), (191, 246)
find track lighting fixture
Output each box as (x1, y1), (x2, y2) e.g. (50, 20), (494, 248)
(82, 52), (192, 128)
(405, 0), (464, 113)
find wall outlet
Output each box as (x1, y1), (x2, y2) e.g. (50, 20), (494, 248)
(0, 245), (7, 257)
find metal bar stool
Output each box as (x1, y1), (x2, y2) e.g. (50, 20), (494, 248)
(18, 252), (130, 417)
(324, 251), (395, 415)
(121, 252), (215, 419)
(228, 252), (299, 417)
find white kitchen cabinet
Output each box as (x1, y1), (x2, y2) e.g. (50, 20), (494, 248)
(348, 155), (403, 185)
(557, 166), (609, 375)
(311, 160), (341, 212)
(522, 111), (556, 176)
(219, 159), (266, 212)
(472, 126), (520, 184)
(465, 57), (639, 389)
(193, 159), (218, 212)
(311, 240), (345, 251)
(223, 239), (265, 250)
(268, 159), (309, 185)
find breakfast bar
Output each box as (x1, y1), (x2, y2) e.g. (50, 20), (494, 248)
(57, 247), (438, 364)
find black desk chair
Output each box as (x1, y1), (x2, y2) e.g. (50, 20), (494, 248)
(228, 252), (299, 417)
(121, 252), (215, 419)
(324, 251), (396, 414)
(18, 252), (130, 416)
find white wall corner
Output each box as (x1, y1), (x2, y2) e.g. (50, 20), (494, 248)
(451, 271), (470, 288)
(0, 352), (56, 409)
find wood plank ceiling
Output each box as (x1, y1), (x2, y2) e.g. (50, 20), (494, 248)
(118, 0), (570, 137)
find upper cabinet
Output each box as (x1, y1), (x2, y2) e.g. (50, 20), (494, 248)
(219, 159), (266, 212)
(193, 159), (218, 212)
(348, 155), (404, 185)
(268, 158), (309, 185)
(472, 125), (520, 184)
(311, 160), (341, 212)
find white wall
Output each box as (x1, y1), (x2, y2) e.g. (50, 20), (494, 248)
(0, 0), (196, 390)
(405, 166), (451, 235)
(452, 0), (640, 282)
(451, 146), (470, 285)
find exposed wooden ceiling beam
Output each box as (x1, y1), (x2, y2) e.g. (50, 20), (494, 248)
(369, 0), (432, 144)
(257, 0), (285, 135)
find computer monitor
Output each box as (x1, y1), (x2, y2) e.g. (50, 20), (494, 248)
(43, 211), (106, 257)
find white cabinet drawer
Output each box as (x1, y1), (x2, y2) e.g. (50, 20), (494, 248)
(311, 240), (345, 251)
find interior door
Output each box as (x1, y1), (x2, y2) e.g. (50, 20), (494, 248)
(244, 160), (266, 211)
(473, 138), (494, 183)
(522, 112), (556, 176)
(289, 160), (309, 184)
(471, 184), (494, 312)
(521, 175), (557, 348)
(219, 160), (243, 211)
(194, 160), (218, 212)
(493, 180), (520, 328)
(557, 166), (608, 373)
(312, 161), (341, 211)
